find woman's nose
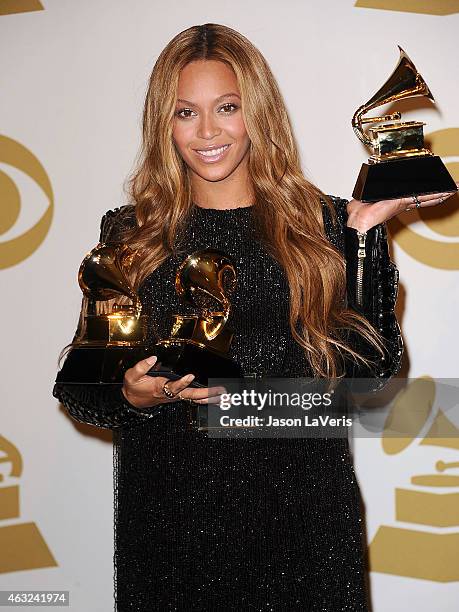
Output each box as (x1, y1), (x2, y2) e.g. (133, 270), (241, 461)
(197, 111), (221, 140)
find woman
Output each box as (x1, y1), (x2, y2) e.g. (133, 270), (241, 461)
(53, 23), (455, 611)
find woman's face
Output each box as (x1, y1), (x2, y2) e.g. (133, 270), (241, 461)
(172, 60), (251, 184)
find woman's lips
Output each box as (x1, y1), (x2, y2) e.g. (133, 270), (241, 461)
(193, 144), (231, 163)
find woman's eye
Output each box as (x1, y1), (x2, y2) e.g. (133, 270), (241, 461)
(176, 108), (195, 119)
(175, 104), (238, 118)
(218, 103), (238, 113)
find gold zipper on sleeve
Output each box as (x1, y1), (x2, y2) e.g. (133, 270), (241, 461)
(356, 230), (367, 307)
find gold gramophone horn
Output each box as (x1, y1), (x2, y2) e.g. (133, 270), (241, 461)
(175, 249), (237, 340)
(78, 243), (141, 314)
(352, 46), (434, 147)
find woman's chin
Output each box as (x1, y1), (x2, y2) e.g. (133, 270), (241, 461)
(192, 165), (236, 183)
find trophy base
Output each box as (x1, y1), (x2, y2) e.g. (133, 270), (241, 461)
(147, 341), (243, 387)
(352, 155), (458, 202)
(55, 345), (149, 384)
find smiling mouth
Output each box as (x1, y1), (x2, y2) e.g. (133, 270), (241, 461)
(194, 144), (231, 160)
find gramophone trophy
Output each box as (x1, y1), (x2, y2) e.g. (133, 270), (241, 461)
(147, 248), (243, 387)
(352, 46), (457, 202)
(55, 243), (149, 384)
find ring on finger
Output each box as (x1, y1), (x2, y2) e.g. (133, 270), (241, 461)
(178, 391), (194, 404)
(412, 195), (421, 209)
(162, 382), (176, 399)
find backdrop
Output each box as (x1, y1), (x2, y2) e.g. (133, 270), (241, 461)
(1, 1), (458, 610)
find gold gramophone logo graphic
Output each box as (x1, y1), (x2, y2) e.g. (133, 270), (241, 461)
(0, 0), (44, 16)
(369, 377), (459, 581)
(0, 135), (54, 269)
(0, 435), (57, 574)
(354, 0), (459, 16)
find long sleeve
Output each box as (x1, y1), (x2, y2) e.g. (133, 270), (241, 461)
(324, 196), (404, 391)
(53, 383), (158, 429)
(52, 205), (159, 429)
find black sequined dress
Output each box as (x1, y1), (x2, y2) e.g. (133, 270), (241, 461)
(53, 197), (403, 611)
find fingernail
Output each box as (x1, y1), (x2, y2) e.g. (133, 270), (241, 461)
(146, 355), (157, 365)
(184, 374), (195, 382)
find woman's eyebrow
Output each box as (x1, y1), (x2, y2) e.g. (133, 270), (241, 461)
(176, 93), (241, 106)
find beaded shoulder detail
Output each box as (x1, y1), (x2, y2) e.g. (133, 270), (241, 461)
(99, 204), (136, 243)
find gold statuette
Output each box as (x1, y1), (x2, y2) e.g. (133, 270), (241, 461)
(352, 46), (457, 202)
(148, 248), (243, 387)
(55, 243), (148, 384)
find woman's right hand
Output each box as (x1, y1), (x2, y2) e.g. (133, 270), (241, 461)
(121, 355), (227, 411)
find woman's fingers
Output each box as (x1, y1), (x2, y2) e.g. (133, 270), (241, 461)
(416, 191), (455, 203)
(163, 373), (196, 398)
(180, 384), (228, 403)
(124, 355), (157, 385)
(401, 190), (457, 211)
(126, 354), (230, 402)
(190, 388), (228, 404)
(160, 375), (227, 404)
(125, 355), (158, 385)
(419, 191), (455, 203)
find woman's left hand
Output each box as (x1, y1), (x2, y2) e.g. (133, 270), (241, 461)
(346, 182), (459, 232)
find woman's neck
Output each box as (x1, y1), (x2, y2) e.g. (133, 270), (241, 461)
(190, 162), (254, 210)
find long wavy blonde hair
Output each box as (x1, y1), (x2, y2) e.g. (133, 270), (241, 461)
(67, 23), (382, 377)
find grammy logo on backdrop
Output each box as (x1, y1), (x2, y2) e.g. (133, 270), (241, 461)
(0, 435), (57, 574)
(369, 377), (459, 582)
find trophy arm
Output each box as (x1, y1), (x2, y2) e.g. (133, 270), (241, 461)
(344, 222), (404, 389)
(352, 105), (374, 147)
(352, 108), (403, 147)
(202, 297), (231, 341)
(201, 260), (235, 340)
(133, 296), (142, 318)
(321, 196), (403, 390)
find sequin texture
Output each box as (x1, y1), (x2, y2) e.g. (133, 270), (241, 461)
(53, 196), (403, 611)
